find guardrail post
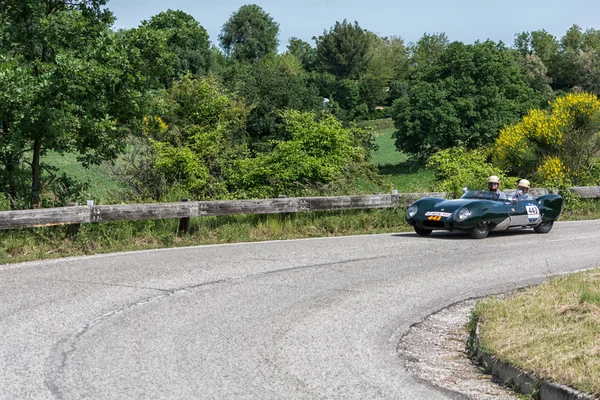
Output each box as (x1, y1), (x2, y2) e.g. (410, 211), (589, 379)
(67, 202), (80, 236)
(178, 199), (190, 234)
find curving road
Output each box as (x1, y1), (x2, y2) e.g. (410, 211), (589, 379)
(1, 220), (600, 399)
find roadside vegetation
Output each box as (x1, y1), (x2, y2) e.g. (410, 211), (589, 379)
(473, 269), (600, 396)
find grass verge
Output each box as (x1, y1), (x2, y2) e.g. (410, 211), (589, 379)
(0, 207), (411, 264)
(473, 268), (600, 396)
(2, 199), (600, 265)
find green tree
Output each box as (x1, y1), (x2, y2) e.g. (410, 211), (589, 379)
(286, 37), (316, 71)
(0, 0), (159, 207)
(392, 40), (541, 160)
(367, 35), (409, 83)
(226, 54), (321, 141)
(314, 20), (372, 79)
(533, 25), (600, 94)
(219, 4), (279, 62)
(141, 9), (211, 81)
(409, 32), (449, 69)
(514, 30), (560, 65)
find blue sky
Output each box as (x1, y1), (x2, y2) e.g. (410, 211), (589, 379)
(108, 0), (600, 51)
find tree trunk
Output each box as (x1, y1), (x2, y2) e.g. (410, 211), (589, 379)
(31, 138), (42, 208)
(1, 120), (18, 209)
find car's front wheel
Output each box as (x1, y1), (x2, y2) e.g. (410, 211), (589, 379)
(469, 222), (490, 239)
(414, 227), (432, 237)
(534, 220), (554, 233)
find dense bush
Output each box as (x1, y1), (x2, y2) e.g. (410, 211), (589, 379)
(137, 75), (249, 200)
(427, 147), (514, 197)
(230, 110), (383, 198)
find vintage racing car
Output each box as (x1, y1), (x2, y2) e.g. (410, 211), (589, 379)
(405, 190), (563, 239)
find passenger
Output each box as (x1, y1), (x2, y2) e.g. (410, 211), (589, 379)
(487, 175), (507, 201)
(516, 179), (534, 201)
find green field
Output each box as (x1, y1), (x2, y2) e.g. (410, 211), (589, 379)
(42, 151), (127, 204)
(370, 128), (435, 193)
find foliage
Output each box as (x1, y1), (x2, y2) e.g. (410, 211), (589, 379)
(517, 26), (600, 95)
(366, 34), (409, 83)
(218, 4), (279, 62)
(427, 147), (512, 197)
(0, 0), (160, 208)
(514, 53), (554, 102)
(225, 54), (322, 141)
(392, 40), (542, 160)
(286, 37), (316, 71)
(408, 32), (449, 69)
(139, 75), (249, 199)
(358, 74), (388, 112)
(140, 9), (211, 82)
(494, 92), (600, 187)
(315, 20), (373, 80)
(230, 110), (381, 198)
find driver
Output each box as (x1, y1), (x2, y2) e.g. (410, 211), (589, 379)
(516, 179), (534, 200)
(487, 175), (507, 200)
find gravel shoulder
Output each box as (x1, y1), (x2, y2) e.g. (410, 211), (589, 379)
(398, 299), (519, 400)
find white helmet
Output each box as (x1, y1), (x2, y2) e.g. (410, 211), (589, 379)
(518, 179), (530, 189)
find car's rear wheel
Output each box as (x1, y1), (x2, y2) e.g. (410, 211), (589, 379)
(414, 227), (432, 237)
(469, 222), (490, 239)
(534, 220), (554, 233)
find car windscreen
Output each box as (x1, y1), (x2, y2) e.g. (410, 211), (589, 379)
(460, 190), (505, 201)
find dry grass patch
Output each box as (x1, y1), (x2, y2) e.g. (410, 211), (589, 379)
(474, 269), (600, 395)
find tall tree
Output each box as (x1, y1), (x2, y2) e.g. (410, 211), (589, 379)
(314, 20), (372, 80)
(409, 32), (449, 69)
(226, 54), (321, 141)
(141, 9), (211, 81)
(0, 0), (159, 207)
(514, 30), (559, 65)
(392, 40), (541, 160)
(367, 34), (409, 83)
(218, 4), (279, 62)
(286, 37), (316, 71)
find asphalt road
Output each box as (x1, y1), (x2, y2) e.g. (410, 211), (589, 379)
(2, 220), (600, 399)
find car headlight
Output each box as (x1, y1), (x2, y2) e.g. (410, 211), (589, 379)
(407, 205), (418, 218)
(454, 208), (471, 221)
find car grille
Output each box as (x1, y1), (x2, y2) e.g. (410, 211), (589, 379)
(423, 220), (445, 228)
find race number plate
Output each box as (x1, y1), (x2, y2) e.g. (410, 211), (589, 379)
(425, 211), (452, 217)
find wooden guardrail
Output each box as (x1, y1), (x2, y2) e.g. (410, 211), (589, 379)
(0, 186), (598, 231)
(0, 192), (446, 231)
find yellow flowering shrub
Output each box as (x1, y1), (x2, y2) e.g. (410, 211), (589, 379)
(494, 92), (600, 186)
(537, 157), (568, 183)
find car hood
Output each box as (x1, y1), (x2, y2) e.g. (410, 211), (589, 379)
(424, 198), (478, 212)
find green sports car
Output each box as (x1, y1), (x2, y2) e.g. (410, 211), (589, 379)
(405, 190), (563, 239)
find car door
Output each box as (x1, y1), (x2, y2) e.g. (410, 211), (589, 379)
(509, 197), (541, 227)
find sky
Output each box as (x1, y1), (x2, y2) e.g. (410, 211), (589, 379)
(108, 0), (600, 51)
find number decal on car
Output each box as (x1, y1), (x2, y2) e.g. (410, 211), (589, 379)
(526, 204), (540, 223)
(427, 215), (442, 221)
(425, 211), (452, 217)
